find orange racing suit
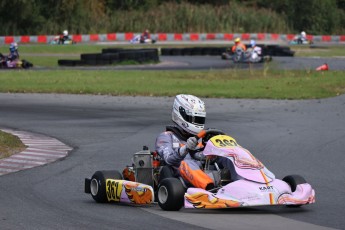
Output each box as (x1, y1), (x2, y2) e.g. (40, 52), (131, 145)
(155, 126), (214, 190)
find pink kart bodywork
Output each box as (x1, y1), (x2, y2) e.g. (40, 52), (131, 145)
(184, 135), (315, 209)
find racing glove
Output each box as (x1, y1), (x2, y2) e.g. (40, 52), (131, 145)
(179, 137), (198, 157)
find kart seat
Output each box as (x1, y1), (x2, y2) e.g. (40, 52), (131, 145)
(220, 168), (232, 185)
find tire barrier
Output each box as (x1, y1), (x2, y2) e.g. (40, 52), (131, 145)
(58, 48), (159, 66)
(161, 45), (294, 57)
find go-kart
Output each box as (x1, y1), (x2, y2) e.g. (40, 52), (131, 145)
(49, 35), (76, 45)
(130, 35), (156, 44)
(0, 53), (33, 69)
(84, 129), (315, 211)
(222, 48), (272, 63)
(289, 35), (313, 45)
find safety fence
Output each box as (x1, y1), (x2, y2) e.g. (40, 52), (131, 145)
(1, 33), (345, 44)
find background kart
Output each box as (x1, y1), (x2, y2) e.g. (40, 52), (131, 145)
(85, 129), (315, 211)
(0, 53), (33, 69)
(49, 35), (76, 45)
(221, 48), (272, 63)
(130, 35), (156, 44)
(289, 35), (313, 45)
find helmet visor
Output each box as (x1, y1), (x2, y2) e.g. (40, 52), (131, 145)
(179, 107), (205, 125)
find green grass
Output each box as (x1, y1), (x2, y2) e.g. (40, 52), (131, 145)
(0, 44), (344, 99)
(291, 45), (345, 57)
(0, 69), (344, 99)
(0, 130), (26, 159)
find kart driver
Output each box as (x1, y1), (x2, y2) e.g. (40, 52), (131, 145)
(248, 39), (262, 62)
(59, 30), (69, 44)
(231, 37), (246, 53)
(155, 94), (236, 191)
(8, 42), (19, 60)
(140, 29), (151, 43)
(5, 42), (20, 68)
(299, 31), (307, 43)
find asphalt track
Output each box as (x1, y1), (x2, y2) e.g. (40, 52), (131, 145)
(54, 55), (345, 71)
(0, 56), (344, 230)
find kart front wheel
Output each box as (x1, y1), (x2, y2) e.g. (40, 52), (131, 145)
(158, 178), (185, 211)
(89, 170), (123, 203)
(283, 174), (307, 192)
(283, 174), (307, 207)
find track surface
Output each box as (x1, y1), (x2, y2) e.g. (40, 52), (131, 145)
(53, 55), (345, 71)
(0, 93), (344, 230)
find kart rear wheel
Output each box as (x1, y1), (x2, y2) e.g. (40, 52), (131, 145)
(158, 178), (185, 211)
(90, 170), (123, 203)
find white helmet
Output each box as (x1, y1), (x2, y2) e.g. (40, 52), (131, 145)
(9, 42), (18, 52)
(301, 31), (306, 37)
(63, 30), (68, 36)
(172, 94), (206, 135)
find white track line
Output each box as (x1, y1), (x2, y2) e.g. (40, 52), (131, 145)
(0, 128), (72, 176)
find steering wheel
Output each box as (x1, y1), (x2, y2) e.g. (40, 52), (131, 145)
(188, 129), (226, 163)
(197, 128), (226, 148)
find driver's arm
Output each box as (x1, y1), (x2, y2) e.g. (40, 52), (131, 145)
(155, 132), (185, 166)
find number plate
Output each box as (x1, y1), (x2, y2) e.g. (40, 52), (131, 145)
(106, 179), (124, 202)
(210, 135), (238, 148)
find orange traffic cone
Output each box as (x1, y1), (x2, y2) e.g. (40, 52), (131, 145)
(316, 63), (328, 71)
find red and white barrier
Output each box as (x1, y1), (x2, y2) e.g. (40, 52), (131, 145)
(1, 33), (345, 44)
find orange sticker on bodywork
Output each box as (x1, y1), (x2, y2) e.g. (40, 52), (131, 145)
(185, 192), (242, 209)
(124, 182), (153, 204)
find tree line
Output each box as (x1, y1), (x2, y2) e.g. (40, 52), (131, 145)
(0, 0), (344, 36)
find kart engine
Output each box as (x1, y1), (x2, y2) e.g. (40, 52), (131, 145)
(132, 147), (154, 188)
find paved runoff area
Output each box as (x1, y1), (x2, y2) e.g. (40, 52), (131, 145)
(0, 128), (72, 176)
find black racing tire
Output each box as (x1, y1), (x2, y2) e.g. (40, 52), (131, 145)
(161, 48), (171, 56)
(21, 60), (33, 69)
(90, 170), (123, 203)
(283, 174), (307, 192)
(80, 53), (100, 61)
(171, 48), (183, 56)
(182, 48), (192, 56)
(191, 48), (202, 56)
(58, 60), (77, 66)
(102, 48), (123, 54)
(158, 178), (185, 211)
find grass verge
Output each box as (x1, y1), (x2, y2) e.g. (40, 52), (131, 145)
(0, 69), (344, 99)
(0, 130), (26, 159)
(291, 45), (345, 57)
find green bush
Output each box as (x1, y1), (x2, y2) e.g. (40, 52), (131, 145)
(0, 0), (344, 35)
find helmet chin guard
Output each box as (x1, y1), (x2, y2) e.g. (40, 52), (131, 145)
(172, 94), (206, 135)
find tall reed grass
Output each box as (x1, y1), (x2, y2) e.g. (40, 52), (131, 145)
(108, 2), (290, 33)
